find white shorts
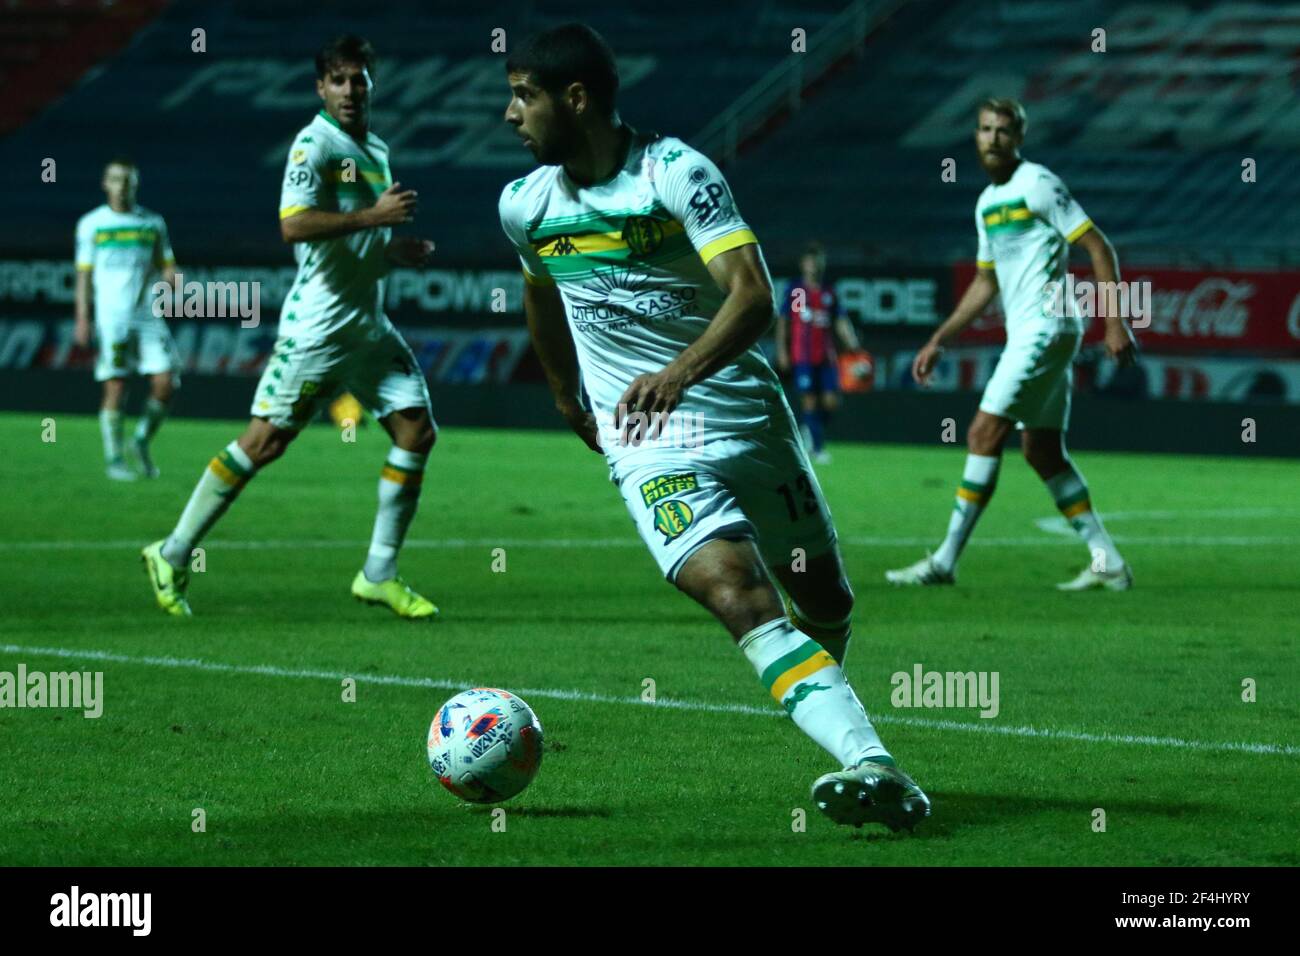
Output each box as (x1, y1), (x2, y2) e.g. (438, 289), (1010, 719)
(979, 329), (1082, 430)
(250, 324), (432, 430)
(609, 407), (838, 582)
(95, 316), (180, 384)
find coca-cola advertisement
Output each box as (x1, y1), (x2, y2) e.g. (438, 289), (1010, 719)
(952, 263), (1300, 355)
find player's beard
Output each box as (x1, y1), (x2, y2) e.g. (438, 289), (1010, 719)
(532, 110), (581, 166)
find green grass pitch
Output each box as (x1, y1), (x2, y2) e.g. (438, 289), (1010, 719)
(0, 411), (1296, 866)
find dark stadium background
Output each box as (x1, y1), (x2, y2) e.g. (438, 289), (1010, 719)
(2, 0), (1297, 455)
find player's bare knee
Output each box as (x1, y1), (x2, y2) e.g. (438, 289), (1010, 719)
(411, 420), (437, 454)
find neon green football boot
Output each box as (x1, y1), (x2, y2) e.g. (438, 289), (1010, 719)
(141, 540), (192, 617)
(350, 571), (440, 620)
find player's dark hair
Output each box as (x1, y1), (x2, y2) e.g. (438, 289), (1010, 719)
(803, 241), (826, 259)
(977, 97), (1028, 139)
(316, 34), (376, 79)
(506, 23), (619, 116)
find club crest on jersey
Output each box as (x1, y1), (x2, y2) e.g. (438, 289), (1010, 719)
(291, 149), (308, 165)
(622, 216), (664, 257)
(653, 499), (694, 542)
(640, 472), (697, 508)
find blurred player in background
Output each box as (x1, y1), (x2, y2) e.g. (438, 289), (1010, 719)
(141, 35), (439, 619)
(501, 23), (929, 830)
(775, 241), (860, 464)
(887, 98), (1138, 591)
(74, 158), (180, 481)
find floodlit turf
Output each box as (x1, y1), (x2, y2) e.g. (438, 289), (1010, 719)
(0, 411), (1296, 866)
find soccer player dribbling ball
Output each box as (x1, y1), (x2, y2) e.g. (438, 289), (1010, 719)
(774, 241), (860, 464)
(74, 158), (181, 481)
(887, 98), (1139, 591)
(499, 23), (929, 831)
(142, 35), (439, 620)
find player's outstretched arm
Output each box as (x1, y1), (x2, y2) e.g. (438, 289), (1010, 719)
(618, 242), (774, 426)
(912, 269), (999, 384)
(280, 183), (418, 244)
(1074, 225), (1138, 367)
(522, 277), (600, 453)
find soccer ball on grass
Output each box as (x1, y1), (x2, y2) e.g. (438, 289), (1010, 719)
(426, 688), (544, 803)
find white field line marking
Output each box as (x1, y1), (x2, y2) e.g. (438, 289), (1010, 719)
(2, 643), (1295, 759)
(1, 533), (1295, 552)
(1037, 507), (1298, 537)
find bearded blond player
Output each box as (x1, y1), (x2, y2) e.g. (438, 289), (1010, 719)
(887, 98), (1138, 590)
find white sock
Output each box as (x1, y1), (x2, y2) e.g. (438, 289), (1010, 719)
(362, 447), (427, 583)
(1045, 463), (1124, 572)
(933, 453), (1001, 573)
(161, 441), (257, 569)
(134, 397), (169, 446)
(787, 598), (852, 667)
(740, 618), (890, 768)
(99, 409), (124, 464)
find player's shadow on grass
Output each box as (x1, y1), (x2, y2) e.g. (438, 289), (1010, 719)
(467, 805), (612, 819)
(889, 791), (1208, 841)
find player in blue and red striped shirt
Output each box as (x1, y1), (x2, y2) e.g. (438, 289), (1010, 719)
(776, 242), (860, 464)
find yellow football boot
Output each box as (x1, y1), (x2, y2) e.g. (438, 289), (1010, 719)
(350, 571), (439, 620)
(141, 540), (193, 617)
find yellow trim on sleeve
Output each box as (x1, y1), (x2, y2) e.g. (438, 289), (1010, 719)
(522, 267), (554, 287)
(161, 257), (176, 266)
(1065, 219), (1094, 243)
(279, 205), (309, 220)
(976, 259), (995, 270)
(698, 228), (757, 265)
(75, 263), (94, 272)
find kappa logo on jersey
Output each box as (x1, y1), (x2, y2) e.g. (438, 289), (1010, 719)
(509, 177), (528, 196)
(545, 235), (579, 256)
(639, 472), (697, 508)
(661, 148), (684, 166)
(622, 216), (664, 257)
(653, 499), (694, 541)
(688, 181), (733, 228)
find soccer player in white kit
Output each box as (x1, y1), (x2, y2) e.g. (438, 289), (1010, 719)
(500, 24), (930, 831)
(74, 158), (181, 481)
(142, 36), (440, 620)
(887, 99), (1139, 591)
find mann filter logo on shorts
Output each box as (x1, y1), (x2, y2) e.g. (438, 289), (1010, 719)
(653, 499), (694, 541)
(622, 216), (664, 257)
(640, 472), (697, 508)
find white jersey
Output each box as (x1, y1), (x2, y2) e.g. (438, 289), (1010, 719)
(975, 159), (1092, 340)
(498, 131), (785, 464)
(75, 204), (174, 324)
(278, 110), (395, 340)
